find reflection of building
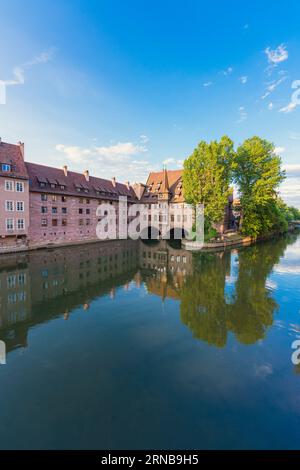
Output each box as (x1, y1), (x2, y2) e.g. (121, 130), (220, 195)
(139, 240), (194, 300)
(0, 232), (294, 353)
(0, 239), (139, 352)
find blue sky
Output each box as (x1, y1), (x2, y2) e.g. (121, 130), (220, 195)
(0, 0), (300, 205)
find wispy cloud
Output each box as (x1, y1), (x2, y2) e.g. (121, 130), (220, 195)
(221, 67), (233, 76)
(0, 48), (55, 94)
(139, 134), (149, 144)
(279, 102), (297, 113)
(265, 44), (288, 65)
(23, 48), (55, 67)
(203, 81), (213, 87)
(261, 76), (287, 99)
(237, 106), (247, 122)
(268, 102), (274, 110)
(239, 76), (248, 84)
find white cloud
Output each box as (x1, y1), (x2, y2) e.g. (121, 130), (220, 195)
(268, 102), (274, 110)
(280, 164), (300, 207)
(274, 146), (285, 154)
(283, 164), (300, 178)
(95, 142), (147, 157)
(279, 102), (297, 113)
(55, 144), (92, 163)
(237, 106), (247, 122)
(261, 76), (286, 99)
(221, 67), (233, 76)
(139, 134), (149, 144)
(1, 48), (55, 92)
(162, 158), (176, 165)
(23, 48), (55, 67)
(203, 81), (213, 87)
(55, 140), (152, 183)
(239, 76), (248, 84)
(265, 44), (288, 64)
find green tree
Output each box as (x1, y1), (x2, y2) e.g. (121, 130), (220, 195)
(234, 137), (285, 237)
(183, 135), (235, 228)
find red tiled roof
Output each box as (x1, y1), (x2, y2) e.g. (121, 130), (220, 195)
(0, 141), (28, 179)
(26, 162), (136, 200)
(146, 169), (184, 203)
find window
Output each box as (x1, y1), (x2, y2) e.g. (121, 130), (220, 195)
(5, 201), (14, 211)
(79, 219), (84, 226)
(86, 208), (90, 214)
(52, 219), (58, 227)
(18, 273), (26, 285)
(62, 207), (67, 214)
(50, 183), (56, 189)
(52, 207), (58, 214)
(79, 208), (83, 214)
(51, 195), (57, 202)
(86, 219), (90, 225)
(17, 219), (25, 230)
(41, 219), (47, 227)
(61, 196), (67, 202)
(79, 198), (84, 203)
(62, 219), (67, 226)
(41, 206), (48, 213)
(41, 194), (47, 201)
(6, 219), (14, 230)
(39, 182), (46, 188)
(5, 180), (13, 191)
(15, 182), (24, 192)
(2, 163), (11, 172)
(86, 199), (90, 204)
(16, 201), (24, 211)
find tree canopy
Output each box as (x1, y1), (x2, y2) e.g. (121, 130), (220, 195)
(183, 135), (235, 226)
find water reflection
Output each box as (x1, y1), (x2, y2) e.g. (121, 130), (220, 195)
(0, 232), (298, 353)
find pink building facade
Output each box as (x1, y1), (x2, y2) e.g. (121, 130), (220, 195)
(0, 140), (30, 252)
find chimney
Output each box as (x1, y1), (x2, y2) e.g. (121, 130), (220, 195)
(18, 141), (24, 159)
(63, 165), (68, 177)
(84, 169), (89, 182)
(111, 176), (116, 187)
(125, 181), (130, 190)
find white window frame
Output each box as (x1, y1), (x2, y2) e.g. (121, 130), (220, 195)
(5, 200), (14, 212)
(16, 201), (24, 211)
(17, 219), (25, 230)
(15, 181), (24, 192)
(6, 218), (14, 231)
(5, 180), (14, 191)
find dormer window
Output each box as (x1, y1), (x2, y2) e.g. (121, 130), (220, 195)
(2, 163), (11, 172)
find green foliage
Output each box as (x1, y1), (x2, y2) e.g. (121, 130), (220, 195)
(183, 134), (293, 238)
(233, 136), (286, 237)
(183, 135), (235, 225)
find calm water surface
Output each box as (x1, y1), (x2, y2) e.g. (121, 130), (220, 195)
(0, 233), (300, 449)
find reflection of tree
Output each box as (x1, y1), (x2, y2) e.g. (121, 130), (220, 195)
(180, 253), (229, 347)
(180, 235), (295, 347)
